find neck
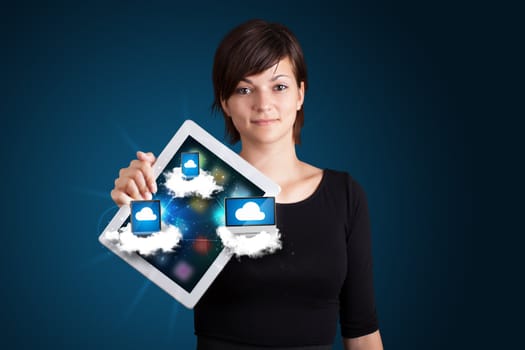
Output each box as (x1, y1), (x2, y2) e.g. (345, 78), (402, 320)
(239, 137), (301, 185)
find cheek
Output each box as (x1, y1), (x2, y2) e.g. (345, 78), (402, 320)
(227, 99), (249, 115)
(278, 95), (300, 112)
(229, 113), (247, 132)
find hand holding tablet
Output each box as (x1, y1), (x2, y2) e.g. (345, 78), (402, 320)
(111, 151), (157, 205)
(100, 120), (280, 308)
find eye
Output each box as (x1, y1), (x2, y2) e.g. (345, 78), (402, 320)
(236, 87), (252, 95)
(274, 84), (288, 91)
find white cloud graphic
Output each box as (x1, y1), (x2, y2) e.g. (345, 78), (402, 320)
(135, 207), (157, 221)
(163, 167), (223, 198)
(235, 202), (265, 221)
(104, 223), (182, 256)
(216, 226), (281, 258)
(183, 159), (197, 168)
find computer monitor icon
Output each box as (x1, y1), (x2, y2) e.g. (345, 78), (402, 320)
(224, 196), (276, 234)
(181, 152), (199, 179)
(131, 200), (161, 235)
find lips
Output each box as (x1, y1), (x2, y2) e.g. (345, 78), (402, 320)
(251, 119), (278, 126)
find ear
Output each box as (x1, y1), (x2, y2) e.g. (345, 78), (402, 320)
(297, 81), (305, 110)
(220, 99), (230, 116)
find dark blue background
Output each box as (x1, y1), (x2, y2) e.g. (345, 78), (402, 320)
(2, 0), (501, 349)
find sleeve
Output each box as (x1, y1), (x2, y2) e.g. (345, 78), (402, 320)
(339, 175), (379, 338)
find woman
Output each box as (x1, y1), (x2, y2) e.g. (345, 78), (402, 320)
(111, 19), (383, 350)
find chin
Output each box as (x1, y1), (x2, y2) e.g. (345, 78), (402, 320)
(247, 131), (294, 145)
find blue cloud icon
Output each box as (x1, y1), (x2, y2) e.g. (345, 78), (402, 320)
(235, 202), (266, 221)
(135, 207), (158, 221)
(183, 159), (197, 168)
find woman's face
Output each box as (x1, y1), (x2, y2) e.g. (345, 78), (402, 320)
(221, 57), (305, 146)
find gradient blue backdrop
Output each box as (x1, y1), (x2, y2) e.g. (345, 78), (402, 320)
(2, 1), (481, 349)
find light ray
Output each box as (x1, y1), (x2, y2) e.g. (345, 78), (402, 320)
(80, 251), (114, 269)
(167, 300), (180, 340)
(70, 186), (110, 199)
(97, 205), (120, 233)
(120, 280), (151, 325)
(113, 121), (141, 151)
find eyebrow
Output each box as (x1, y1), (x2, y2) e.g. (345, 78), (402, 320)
(240, 74), (292, 84)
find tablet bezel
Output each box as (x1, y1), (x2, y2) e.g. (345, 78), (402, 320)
(98, 119), (280, 308)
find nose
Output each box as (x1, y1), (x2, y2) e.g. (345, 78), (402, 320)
(252, 89), (273, 112)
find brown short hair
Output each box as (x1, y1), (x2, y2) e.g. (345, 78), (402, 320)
(212, 19), (308, 144)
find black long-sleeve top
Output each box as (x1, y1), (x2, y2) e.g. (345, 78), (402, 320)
(194, 169), (379, 347)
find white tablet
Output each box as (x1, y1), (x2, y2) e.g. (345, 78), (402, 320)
(99, 120), (280, 308)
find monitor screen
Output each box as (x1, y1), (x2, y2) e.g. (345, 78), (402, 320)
(224, 197), (276, 226)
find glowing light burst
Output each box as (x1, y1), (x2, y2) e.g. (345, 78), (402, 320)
(173, 218), (189, 234)
(193, 235), (212, 255)
(154, 253), (169, 267)
(229, 184), (253, 198)
(160, 200), (188, 231)
(160, 201), (172, 222)
(189, 197), (210, 213)
(214, 196), (224, 209)
(211, 166), (228, 186)
(211, 205), (225, 227)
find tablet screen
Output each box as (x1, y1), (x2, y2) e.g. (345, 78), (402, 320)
(118, 135), (265, 293)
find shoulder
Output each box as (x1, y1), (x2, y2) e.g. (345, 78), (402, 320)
(295, 162), (324, 193)
(323, 169), (368, 209)
(321, 170), (372, 239)
(323, 169), (365, 192)
(295, 164), (369, 206)
(277, 162), (323, 203)
(299, 162), (323, 180)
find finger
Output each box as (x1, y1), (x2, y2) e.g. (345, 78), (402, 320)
(115, 175), (143, 200)
(143, 162), (157, 194)
(128, 168), (150, 198)
(125, 180), (145, 200)
(128, 160), (157, 194)
(137, 151), (156, 165)
(126, 165), (152, 197)
(111, 189), (133, 207)
(144, 152), (157, 192)
(129, 159), (146, 169)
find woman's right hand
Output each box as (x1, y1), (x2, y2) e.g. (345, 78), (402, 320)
(111, 151), (158, 207)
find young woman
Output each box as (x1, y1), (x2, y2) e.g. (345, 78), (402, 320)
(111, 19), (383, 350)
